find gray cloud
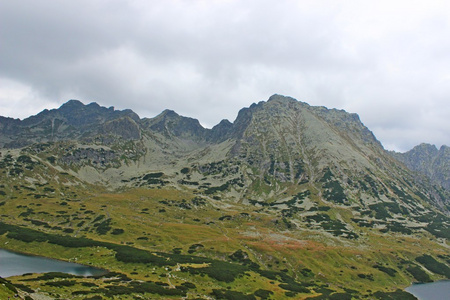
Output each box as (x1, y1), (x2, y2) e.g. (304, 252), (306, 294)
(1, 0), (449, 152)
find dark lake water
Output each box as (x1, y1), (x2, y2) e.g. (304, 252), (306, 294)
(0, 248), (107, 277)
(406, 280), (450, 300)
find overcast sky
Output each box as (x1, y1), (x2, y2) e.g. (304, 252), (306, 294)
(1, 0), (449, 152)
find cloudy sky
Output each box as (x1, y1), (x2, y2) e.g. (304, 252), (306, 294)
(1, 0), (449, 152)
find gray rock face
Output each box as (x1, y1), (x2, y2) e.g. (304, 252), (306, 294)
(144, 109), (209, 142)
(0, 99), (141, 148)
(391, 144), (450, 190)
(100, 117), (141, 140)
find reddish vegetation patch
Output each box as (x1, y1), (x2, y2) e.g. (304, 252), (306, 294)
(270, 239), (306, 251)
(247, 237), (308, 252)
(299, 240), (330, 251)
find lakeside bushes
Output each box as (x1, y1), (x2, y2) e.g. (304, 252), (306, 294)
(406, 265), (432, 283)
(72, 280), (188, 297)
(415, 255), (450, 278)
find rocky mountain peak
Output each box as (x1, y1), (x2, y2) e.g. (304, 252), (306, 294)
(208, 119), (233, 142)
(391, 143), (449, 190)
(158, 109), (179, 118)
(415, 143), (439, 154)
(59, 99), (85, 110)
(0, 100), (142, 148)
(146, 109), (208, 141)
(267, 93), (298, 103)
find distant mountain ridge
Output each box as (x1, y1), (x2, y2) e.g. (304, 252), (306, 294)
(391, 144), (450, 190)
(1, 94), (448, 212)
(0, 100), (141, 147)
(0, 95), (380, 147)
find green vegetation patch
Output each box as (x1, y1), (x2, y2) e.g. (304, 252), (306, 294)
(94, 218), (112, 235)
(0, 277), (17, 294)
(211, 289), (256, 300)
(204, 182), (230, 194)
(305, 213), (358, 239)
(417, 213), (450, 239)
(415, 255), (450, 278)
(22, 272), (80, 281)
(72, 280), (189, 297)
(405, 265), (432, 283)
(373, 264), (397, 277)
(183, 260), (248, 283)
(368, 203), (391, 220)
(320, 168), (347, 204)
(45, 280), (77, 287)
(142, 172), (164, 180)
(371, 289), (417, 299)
(254, 289), (274, 299)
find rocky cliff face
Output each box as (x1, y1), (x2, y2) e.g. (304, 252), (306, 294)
(391, 143), (450, 190)
(0, 100), (140, 148)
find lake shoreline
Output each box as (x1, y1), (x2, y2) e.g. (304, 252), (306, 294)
(1, 246), (91, 266)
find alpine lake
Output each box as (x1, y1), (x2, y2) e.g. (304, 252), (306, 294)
(405, 280), (450, 300)
(0, 248), (107, 278)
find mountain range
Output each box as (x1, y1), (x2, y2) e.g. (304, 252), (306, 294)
(0, 94), (449, 299)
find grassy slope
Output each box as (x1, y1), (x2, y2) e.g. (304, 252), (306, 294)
(0, 150), (448, 299)
(1, 185), (448, 299)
